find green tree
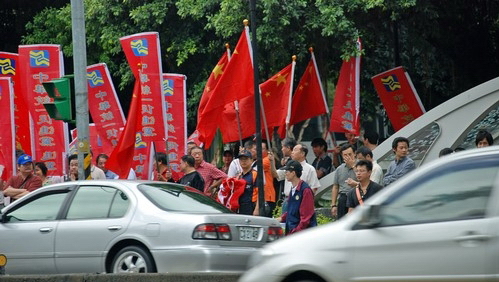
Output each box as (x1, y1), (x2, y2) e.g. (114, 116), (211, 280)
(20, 0), (499, 134)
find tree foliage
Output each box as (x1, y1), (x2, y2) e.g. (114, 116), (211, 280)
(18, 0), (499, 133)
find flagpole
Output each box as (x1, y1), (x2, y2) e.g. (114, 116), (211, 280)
(258, 86), (271, 148)
(234, 100), (244, 148)
(248, 4), (265, 216)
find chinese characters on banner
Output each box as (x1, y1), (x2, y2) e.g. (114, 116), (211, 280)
(18, 45), (68, 176)
(0, 77), (16, 180)
(120, 32), (166, 179)
(0, 52), (32, 155)
(372, 66), (426, 131)
(87, 63), (125, 155)
(329, 39), (361, 135)
(154, 73), (187, 175)
(69, 124), (113, 157)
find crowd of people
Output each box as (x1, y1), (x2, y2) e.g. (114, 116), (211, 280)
(0, 129), (494, 235)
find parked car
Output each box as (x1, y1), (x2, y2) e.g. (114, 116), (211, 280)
(0, 180), (282, 275)
(241, 146), (499, 282)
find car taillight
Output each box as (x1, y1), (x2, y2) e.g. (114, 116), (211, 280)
(192, 224), (232, 240)
(267, 226), (283, 242)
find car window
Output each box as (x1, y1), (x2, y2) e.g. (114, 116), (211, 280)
(138, 183), (232, 213)
(109, 190), (129, 218)
(66, 186), (126, 219)
(379, 163), (498, 226)
(5, 192), (68, 222)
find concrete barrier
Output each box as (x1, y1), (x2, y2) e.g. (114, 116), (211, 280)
(0, 273), (241, 282)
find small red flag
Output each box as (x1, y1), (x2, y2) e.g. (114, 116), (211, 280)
(195, 46), (230, 147)
(197, 24), (254, 148)
(287, 49), (328, 127)
(329, 38), (362, 135)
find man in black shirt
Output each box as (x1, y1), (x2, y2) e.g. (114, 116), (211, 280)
(311, 137), (333, 179)
(178, 155), (205, 193)
(346, 159), (383, 212)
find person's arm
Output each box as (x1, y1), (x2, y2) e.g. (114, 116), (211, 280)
(290, 188), (315, 233)
(307, 168), (321, 194)
(3, 187), (27, 198)
(331, 184), (339, 217)
(267, 152), (279, 179)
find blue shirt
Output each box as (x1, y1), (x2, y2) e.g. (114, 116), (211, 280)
(383, 156), (415, 186)
(105, 170), (119, 179)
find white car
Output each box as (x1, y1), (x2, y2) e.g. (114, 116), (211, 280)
(0, 181), (282, 275)
(241, 146), (499, 282)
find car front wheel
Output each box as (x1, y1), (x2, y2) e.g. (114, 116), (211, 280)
(111, 245), (156, 273)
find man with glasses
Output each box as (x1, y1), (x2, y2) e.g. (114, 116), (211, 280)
(2, 154), (43, 203)
(346, 159), (383, 213)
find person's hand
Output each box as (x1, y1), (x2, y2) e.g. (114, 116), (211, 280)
(343, 154), (356, 168)
(268, 151), (275, 162)
(331, 206), (338, 218)
(345, 177), (358, 187)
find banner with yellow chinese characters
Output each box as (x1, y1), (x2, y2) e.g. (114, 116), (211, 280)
(0, 77), (16, 181)
(0, 52), (32, 155)
(372, 66), (425, 131)
(87, 63), (125, 155)
(18, 45), (68, 176)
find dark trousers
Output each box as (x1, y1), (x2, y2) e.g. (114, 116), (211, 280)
(337, 193), (348, 220)
(239, 202), (256, 215)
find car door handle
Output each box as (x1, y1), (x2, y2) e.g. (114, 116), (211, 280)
(454, 233), (492, 242)
(39, 227), (53, 233)
(108, 225), (122, 231)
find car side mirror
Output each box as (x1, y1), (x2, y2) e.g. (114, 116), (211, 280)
(356, 205), (382, 229)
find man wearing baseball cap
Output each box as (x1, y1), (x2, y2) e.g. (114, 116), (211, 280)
(278, 160), (317, 235)
(2, 154), (43, 202)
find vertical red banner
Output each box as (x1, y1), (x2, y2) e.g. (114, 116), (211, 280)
(372, 66), (425, 131)
(0, 77), (16, 180)
(87, 63), (125, 155)
(329, 39), (362, 135)
(18, 45), (68, 176)
(120, 32), (167, 145)
(120, 32), (167, 180)
(155, 73), (187, 175)
(0, 52), (32, 154)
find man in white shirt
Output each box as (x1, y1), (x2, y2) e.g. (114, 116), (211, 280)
(269, 143), (321, 212)
(227, 140), (257, 177)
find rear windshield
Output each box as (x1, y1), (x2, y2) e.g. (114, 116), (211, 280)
(138, 183), (232, 213)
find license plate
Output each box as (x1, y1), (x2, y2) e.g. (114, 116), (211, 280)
(238, 226), (260, 241)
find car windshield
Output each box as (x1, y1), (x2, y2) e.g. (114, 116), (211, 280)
(138, 183), (232, 213)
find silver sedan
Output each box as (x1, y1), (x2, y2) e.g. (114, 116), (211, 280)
(0, 180), (282, 275)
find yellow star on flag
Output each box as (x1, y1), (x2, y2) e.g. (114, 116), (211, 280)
(265, 91), (271, 97)
(275, 73), (288, 86)
(212, 63), (225, 79)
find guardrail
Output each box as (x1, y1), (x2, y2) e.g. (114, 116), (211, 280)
(0, 273), (240, 282)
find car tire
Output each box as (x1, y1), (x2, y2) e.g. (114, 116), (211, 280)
(111, 245), (156, 273)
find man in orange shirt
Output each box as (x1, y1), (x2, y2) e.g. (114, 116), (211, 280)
(256, 141), (276, 217)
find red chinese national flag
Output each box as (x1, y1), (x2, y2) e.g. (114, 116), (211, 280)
(260, 62), (295, 129)
(329, 38), (362, 135)
(87, 63), (125, 154)
(197, 25), (254, 148)
(220, 61), (295, 143)
(0, 77), (16, 181)
(106, 82), (141, 178)
(18, 45), (68, 176)
(287, 49), (328, 126)
(195, 46), (230, 147)
(372, 66), (425, 131)
(0, 52), (32, 155)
